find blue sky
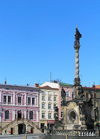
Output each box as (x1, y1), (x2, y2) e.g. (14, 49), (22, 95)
(0, 0), (100, 87)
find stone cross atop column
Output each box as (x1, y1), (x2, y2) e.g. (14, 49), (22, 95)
(74, 27), (82, 86)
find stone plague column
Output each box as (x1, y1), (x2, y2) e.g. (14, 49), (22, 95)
(74, 27), (82, 86)
(73, 28), (86, 129)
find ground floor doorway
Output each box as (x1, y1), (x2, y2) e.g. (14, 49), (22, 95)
(41, 123), (45, 133)
(31, 127), (34, 133)
(18, 124), (26, 134)
(11, 128), (14, 134)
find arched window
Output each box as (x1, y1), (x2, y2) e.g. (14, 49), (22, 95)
(29, 111), (33, 119)
(5, 110), (9, 119)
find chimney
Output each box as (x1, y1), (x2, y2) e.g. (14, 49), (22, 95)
(27, 84), (29, 86)
(4, 81), (6, 84)
(34, 83), (39, 87)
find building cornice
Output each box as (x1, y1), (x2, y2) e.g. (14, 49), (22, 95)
(0, 84), (39, 91)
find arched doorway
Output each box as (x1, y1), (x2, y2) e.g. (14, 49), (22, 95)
(17, 110), (22, 119)
(18, 124), (26, 134)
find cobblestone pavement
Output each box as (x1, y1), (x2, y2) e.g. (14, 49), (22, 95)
(0, 133), (46, 139)
(44, 135), (66, 139)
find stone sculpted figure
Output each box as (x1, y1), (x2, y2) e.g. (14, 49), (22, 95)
(75, 27), (82, 43)
(61, 87), (66, 98)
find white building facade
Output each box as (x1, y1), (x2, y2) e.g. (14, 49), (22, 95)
(39, 82), (59, 129)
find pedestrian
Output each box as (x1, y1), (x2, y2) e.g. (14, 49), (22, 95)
(49, 126), (52, 135)
(4, 130), (6, 135)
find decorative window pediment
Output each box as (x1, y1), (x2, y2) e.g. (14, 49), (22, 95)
(3, 92), (12, 95)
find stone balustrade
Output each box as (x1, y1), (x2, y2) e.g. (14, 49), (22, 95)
(50, 129), (99, 137)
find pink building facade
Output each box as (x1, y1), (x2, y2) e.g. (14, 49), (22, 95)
(0, 84), (39, 135)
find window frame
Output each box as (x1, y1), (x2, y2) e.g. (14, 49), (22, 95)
(48, 113), (51, 119)
(28, 97), (31, 105)
(42, 96), (45, 101)
(48, 103), (51, 109)
(8, 96), (11, 104)
(18, 96), (21, 105)
(32, 98), (35, 105)
(42, 103), (45, 109)
(54, 104), (56, 109)
(48, 96), (51, 101)
(61, 111), (63, 117)
(42, 113), (45, 119)
(29, 111), (33, 120)
(5, 110), (9, 119)
(66, 91), (69, 97)
(54, 96), (56, 101)
(3, 96), (6, 104)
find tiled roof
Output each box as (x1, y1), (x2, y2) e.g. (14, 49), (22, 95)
(0, 84), (39, 91)
(39, 85), (58, 90)
(83, 86), (100, 91)
(95, 85), (100, 89)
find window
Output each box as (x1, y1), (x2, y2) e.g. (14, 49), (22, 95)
(42, 96), (45, 101)
(48, 113), (51, 119)
(48, 104), (51, 109)
(54, 104), (56, 109)
(42, 113), (45, 119)
(32, 98), (35, 105)
(61, 111), (63, 117)
(29, 111), (33, 119)
(42, 103), (45, 109)
(54, 113), (56, 119)
(72, 92), (74, 98)
(28, 97), (31, 105)
(3, 96), (6, 104)
(48, 96), (51, 101)
(66, 91), (69, 97)
(18, 97), (21, 104)
(8, 96), (11, 104)
(5, 110), (9, 119)
(54, 97), (56, 101)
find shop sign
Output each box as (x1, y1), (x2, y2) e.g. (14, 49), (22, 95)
(47, 120), (55, 123)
